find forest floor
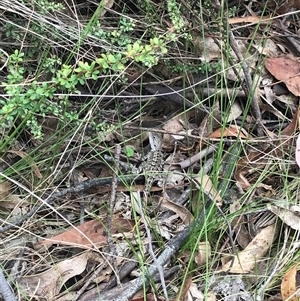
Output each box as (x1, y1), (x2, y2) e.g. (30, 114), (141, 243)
(0, 1), (300, 301)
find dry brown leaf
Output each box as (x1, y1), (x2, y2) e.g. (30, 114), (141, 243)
(221, 224), (277, 273)
(194, 174), (222, 206)
(163, 118), (184, 135)
(100, 0), (114, 16)
(0, 194), (27, 217)
(195, 241), (211, 266)
(254, 38), (280, 56)
(194, 36), (221, 62)
(268, 203), (300, 230)
(230, 202), (251, 249)
(35, 217), (134, 249)
(94, 265), (112, 284)
(234, 144), (285, 191)
(262, 80), (289, 120)
(235, 150), (269, 190)
(160, 197), (193, 226)
(277, 0), (300, 14)
(187, 283), (205, 301)
(0, 181), (10, 198)
(281, 264), (299, 301)
(209, 125), (249, 139)
(206, 291), (217, 301)
(162, 118), (185, 150)
(282, 106), (300, 135)
(265, 55), (300, 96)
(234, 106), (298, 188)
(227, 101), (243, 121)
(176, 274), (192, 301)
(18, 252), (95, 300)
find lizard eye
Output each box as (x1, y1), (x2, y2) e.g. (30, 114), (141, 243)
(141, 137), (151, 148)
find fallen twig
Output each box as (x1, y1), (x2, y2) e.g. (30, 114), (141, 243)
(78, 142), (241, 301)
(0, 174), (141, 236)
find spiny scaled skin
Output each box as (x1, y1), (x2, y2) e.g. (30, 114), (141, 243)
(144, 132), (164, 197)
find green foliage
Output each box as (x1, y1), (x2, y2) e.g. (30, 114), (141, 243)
(167, 0), (186, 32)
(0, 50), (79, 139)
(0, 25), (170, 138)
(125, 146), (134, 158)
(4, 1), (64, 59)
(126, 39), (168, 67)
(0, 0), (181, 139)
(36, 0), (64, 13)
(91, 17), (135, 47)
(166, 59), (222, 75)
(19, 0), (64, 13)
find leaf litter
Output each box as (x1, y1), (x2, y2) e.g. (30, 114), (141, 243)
(1, 2), (300, 301)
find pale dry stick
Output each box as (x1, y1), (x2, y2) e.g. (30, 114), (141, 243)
(0, 173), (99, 246)
(68, 155), (85, 225)
(81, 143), (241, 301)
(256, 227), (289, 301)
(0, 174), (140, 235)
(214, 0), (262, 126)
(143, 216), (169, 301)
(228, 30), (263, 134)
(280, 16), (300, 54)
(0, 48), (9, 71)
(8, 249), (24, 284)
(74, 262), (107, 301)
(106, 144), (122, 286)
(136, 194), (169, 301)
(178, 145), (217, 169)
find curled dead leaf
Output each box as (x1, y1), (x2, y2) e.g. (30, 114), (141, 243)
(221, 224), (278, 273)
(194, 174), (222, 207)
(195, 241), (211, 266)
(281, 264), (299, 301)
(18, 252), (97, 300)
(35, 217), (134, 249)
(0, 181), (10, 198)
(265, 55), (300, 96)
(209, 125), (249, 139)
(268, 203), (300, 230)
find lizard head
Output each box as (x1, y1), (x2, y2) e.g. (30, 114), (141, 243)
(148, 132), (163, 152)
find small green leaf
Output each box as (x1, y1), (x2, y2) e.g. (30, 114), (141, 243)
(133, 42), (140, 52)
(124, 146), (134, 158)
(108, 54), (116, 63)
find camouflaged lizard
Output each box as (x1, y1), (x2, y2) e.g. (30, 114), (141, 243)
(142, 132), (164, 200)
